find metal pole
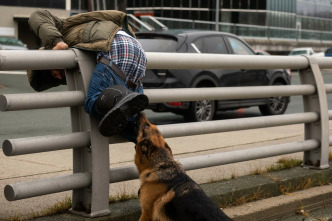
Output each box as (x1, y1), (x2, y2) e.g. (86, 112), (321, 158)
(299, 56), (330, 169)
(157, 112), (318, 138)
(2, 132), (90, 156)
(4, 172), (92, 201)
(145, 52), (311, 70)
(0, 91), (85, 111)
(215, 0), (220, 31)
(144, 85), (315, 103)
(0, 50), (77, 70)
(70, 49), (111, 217)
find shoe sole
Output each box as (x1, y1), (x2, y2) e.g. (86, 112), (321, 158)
(98, 93), (149, 137)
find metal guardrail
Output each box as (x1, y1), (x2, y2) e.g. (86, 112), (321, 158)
(153, 16), (332, 43)
(0, 49), (331, 217)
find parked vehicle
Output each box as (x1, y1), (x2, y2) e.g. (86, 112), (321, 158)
(137, 30), (291, 122)
(0, 37), (27, 50)
(288, 47), (314, 56)
(255, 49), (270, 55)
(324, 47), (332, 57)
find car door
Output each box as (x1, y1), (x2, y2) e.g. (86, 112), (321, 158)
(223, 35), (268, 87)
(191, 35), (242, 87)
(190, 35), (243, 109)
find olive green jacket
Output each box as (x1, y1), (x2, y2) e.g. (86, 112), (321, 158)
(28, 9), (135, 91)
(28, 9), (135, 51)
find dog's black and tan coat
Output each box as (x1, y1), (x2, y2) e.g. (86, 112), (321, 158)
(135, 112), (232, 221)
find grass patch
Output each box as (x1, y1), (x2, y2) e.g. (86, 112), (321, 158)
(7, 197), (72, 221)
(266, 157), (303, 172)
(40, 197), (72, 216)
(220, 186), (271, 208)
(109, 193), (137, 203)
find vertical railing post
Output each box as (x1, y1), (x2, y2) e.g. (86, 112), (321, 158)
(299, 56), (330, 169)
(66, 49), (111, 217)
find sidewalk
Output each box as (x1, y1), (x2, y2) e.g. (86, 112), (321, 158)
(0, 123), (331, 220)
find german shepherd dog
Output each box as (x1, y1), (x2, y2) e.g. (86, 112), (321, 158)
(135, 112), (232, 221)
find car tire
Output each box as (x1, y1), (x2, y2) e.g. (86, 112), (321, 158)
(184, 99), (216, 122)
(259, 82), (289, 115)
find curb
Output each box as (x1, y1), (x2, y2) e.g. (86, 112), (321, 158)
(33, 161), (332, 221)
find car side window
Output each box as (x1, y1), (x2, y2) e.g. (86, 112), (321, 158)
(227, 36), (254, 55)
(192, 36), (228, 54)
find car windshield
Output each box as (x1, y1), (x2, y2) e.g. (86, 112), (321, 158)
(289, 50), (307, 55)
(0, 37), (25, 47)
(325, 49), (332, 54)
(137, 38), (177, 52)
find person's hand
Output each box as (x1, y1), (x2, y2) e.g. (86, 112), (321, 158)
(51, 69), (65, 80)
(51, 42), (68, 79)
(53, 41), (68, 50)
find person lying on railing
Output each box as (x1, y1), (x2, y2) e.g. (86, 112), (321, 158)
(27, 9), (149, 143)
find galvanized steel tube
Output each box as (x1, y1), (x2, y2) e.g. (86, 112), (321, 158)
(158, 112), (318, 138)
(0, 91), (85, 111)
(179, 139), (319, 171)
(0, 50), (77, 70)
(3, 132), (90, 156)
(0, 50), (331, 71)
(109, 112), (318, 143)
(145, 85), (315, 103)
(4, 172), (91, 201)
(146, 52), (310, 70)
(325, 84), (332, 93)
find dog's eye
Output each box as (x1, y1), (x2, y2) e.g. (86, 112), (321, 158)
(142, 123), (149, 130)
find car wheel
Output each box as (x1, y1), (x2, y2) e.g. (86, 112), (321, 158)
(259, 82), (289, 115)
(184, 99), (216, 122)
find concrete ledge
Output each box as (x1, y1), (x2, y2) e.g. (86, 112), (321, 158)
(33, 162), (332, 221)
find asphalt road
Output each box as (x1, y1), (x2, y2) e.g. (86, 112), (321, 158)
(1, 71), (332, 146)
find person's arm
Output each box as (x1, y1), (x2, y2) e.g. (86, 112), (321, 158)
(50, 41), (68, 79)
(29, 9), (65, 48)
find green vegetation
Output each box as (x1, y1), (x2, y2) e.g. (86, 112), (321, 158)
(266, 158), (303, 172)
(8, 197), (72, 221)
(109, 193), (137, 203)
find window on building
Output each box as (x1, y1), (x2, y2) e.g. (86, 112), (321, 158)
(258, 0), (267, 10)
(164, 0), (172, 7)
(0, 0), (66, 8)
(241, 0), (248, 9)
(222, 0), (231, 8)
(183, 0), (190, 7)
(233, 0), (240, 9)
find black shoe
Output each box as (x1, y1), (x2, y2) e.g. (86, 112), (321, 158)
(98, 92), (149, 137)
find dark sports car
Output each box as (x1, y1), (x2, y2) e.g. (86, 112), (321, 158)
(137, 30), (291, 122)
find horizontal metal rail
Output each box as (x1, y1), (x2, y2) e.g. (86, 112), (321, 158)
(145, 85), (315, 103)
(0, 91), (85, 111)
(4, 172), (92, 201)
(3, 132), (90, 156)
(0, 85), (315, 111)
(5, 138), (319, 201)
(0, 50), (332, 71)
(145, 52), (332, 70)
(158, 112), (318, 138)
(3, 112), (319, 156)
(325, 84), (332, 93)
(0, 50), (77, 70)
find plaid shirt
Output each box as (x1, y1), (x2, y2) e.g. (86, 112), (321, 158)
(97, 32), (147, 85)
